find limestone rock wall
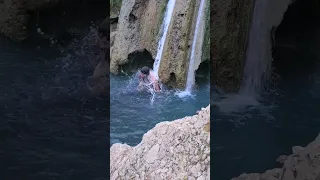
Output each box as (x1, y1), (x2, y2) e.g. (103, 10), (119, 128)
(111, 0), (210, 88)
(211, 0), (254, 92)
(110, 0), (166, 74)
(158, 0), (209, 88)
(0, 0), (61, 42)
(212, 0), (296, 92)
(201, 0), (210, 63)
(157, 0), (196, 88)
(110, 105), (210, 180)
(232, 133), (320, 180)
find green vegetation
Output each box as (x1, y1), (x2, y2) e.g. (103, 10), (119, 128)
(110, 0), (122, 17)
(156, 0), (169, 36)
(151, 0), (169, 48)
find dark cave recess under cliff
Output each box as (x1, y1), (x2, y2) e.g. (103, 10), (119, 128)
(119, 49), (209, 87)
(272, 0), (320, 80)
(24, 0), (108, 46)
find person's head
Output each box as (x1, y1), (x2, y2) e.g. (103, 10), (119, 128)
(140, 66), (150, 77)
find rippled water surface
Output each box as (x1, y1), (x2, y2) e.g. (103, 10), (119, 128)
(110, 74), (209, 146)
(0, 27), (108, 179)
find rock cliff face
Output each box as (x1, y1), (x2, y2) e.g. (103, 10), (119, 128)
(211, 0), (254, 92)
(212, 0), (298, 92)
(232, 133), (320, 180)
(110, 0), (168, 74)
(110, 105), (210, 180)
(111, 0), (209, 88)
(0, 0), (61, 42)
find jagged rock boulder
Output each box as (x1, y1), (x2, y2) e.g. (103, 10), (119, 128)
(232, 133), (320, 180)
(110, 105), (210, 180)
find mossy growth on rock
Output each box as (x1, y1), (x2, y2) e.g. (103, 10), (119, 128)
(152, 0), (169, 47)
(110, 0), (122, 17)
(159, 0), (196, 88)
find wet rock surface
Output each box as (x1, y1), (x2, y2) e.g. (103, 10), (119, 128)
(211, 0), (253, 92)
(110, 105), (210, 180)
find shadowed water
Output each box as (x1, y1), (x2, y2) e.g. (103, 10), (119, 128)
(0, 26), (108, 180)
(110, 73), (209, 146)
(212, 52), (320, 179)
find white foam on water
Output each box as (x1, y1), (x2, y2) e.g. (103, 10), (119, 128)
(213, 93), (260, 114)
(175, 90), (194, 99)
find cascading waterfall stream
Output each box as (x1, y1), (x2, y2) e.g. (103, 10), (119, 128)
(213, 0), (271, 112)
(240, 0), (271, 95)
(152, 0), (176, 79)
(185, 0), (206, 92)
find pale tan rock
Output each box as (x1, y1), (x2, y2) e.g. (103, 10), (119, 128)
(110, 105), (210, 180)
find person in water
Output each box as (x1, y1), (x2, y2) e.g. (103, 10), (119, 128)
(137, 66), (161, 92)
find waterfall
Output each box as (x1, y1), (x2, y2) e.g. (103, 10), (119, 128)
(240, 0), (272, 94)
(185, 0), (206, 92)
(152, 0), (176, 79)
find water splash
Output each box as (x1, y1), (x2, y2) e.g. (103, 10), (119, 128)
(140, 81), (156, 105)
(122, 72), (157, 105)
(152, 0), (176, 78)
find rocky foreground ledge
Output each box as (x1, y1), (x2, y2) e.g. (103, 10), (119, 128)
(232, 133), (320, 180)
(110, 105), (210, 180)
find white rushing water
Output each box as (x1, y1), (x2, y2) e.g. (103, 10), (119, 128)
(213, 0), (268, 112)
(152, 0), (176, 79)
(240, 0), (272, 95)
(185, 0), (206, 92)
(176, 0), (206, 98)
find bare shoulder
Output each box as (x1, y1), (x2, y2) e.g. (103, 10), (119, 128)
(150, 71), (158, 81)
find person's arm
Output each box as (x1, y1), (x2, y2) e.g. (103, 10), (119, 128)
(153, 81), (160, 92)
(137, 81), (144, 91)
(150, 73), (160, 92)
